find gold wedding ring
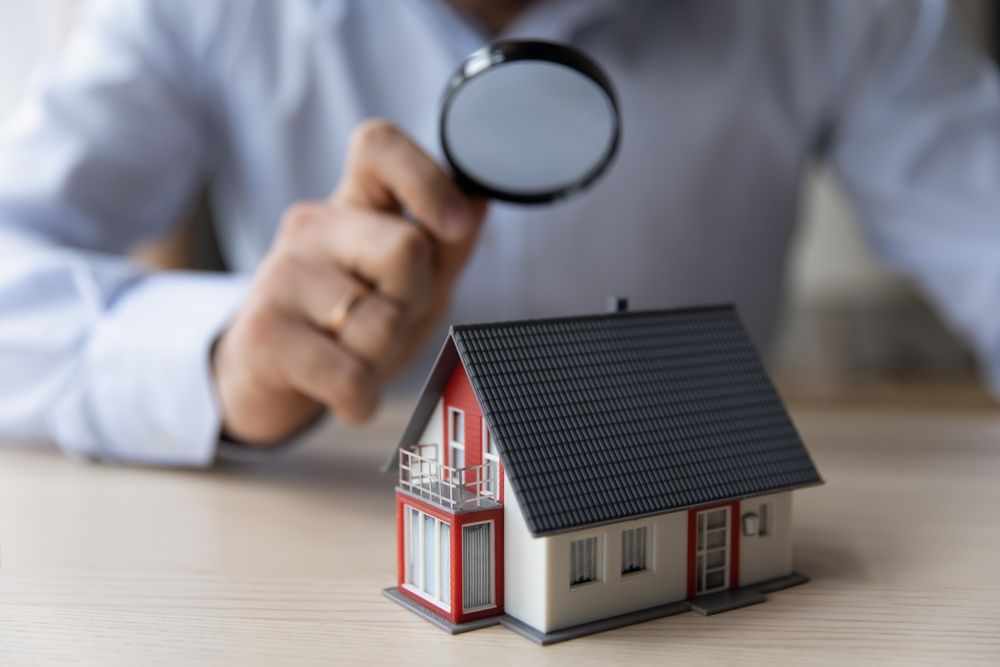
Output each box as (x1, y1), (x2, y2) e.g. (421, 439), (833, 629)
(327, 285), (369, 335)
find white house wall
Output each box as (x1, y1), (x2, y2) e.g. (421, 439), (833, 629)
(738, 492), (794, 586)
(416, 399), (443, 462)
(540, 510), (688, 632)
(504, 490), (798, 634)
(502, 477), (548, 630)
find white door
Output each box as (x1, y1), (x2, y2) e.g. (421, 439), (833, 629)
(695, 507), (730, 595)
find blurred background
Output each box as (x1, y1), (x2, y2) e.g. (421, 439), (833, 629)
(1, 0), (997, 408)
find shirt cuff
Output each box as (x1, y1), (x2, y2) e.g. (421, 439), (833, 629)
(51, 271), (249, 466)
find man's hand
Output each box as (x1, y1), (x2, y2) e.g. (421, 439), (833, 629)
(212, 120), (487, 445)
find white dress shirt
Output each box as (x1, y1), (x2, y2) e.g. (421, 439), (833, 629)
(1, 0), (999, 465)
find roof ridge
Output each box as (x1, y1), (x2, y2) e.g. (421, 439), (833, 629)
(450, 303), (735, 334)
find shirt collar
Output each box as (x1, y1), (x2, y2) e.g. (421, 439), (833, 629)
(501, 0), (623, 42)
(421, 0), (624, 48)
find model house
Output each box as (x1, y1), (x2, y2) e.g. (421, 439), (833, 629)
(383, 302), (823, 645)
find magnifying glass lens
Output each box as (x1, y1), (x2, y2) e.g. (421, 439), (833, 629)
(440, 41), (620, 204)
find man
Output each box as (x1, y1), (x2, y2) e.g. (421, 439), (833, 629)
(1, 0), (998, 465)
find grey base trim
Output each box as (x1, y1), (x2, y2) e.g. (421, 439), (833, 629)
(500, 600), (690, 646)
(385, 571), (810, 645)
(754, 570), (810, 594)
(687, 588), (766, 615)
(382, 588), (501, 634)
(517, 571), (811, 645)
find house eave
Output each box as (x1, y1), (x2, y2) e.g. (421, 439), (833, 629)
(380, 332), (460, 473)
(524, 479), (826, 538)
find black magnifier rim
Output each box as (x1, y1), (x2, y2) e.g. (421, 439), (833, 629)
(440, 39), (621, 204)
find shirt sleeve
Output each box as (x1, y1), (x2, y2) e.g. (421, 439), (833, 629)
(827, 0), (1000, 395)
(0, 0), (249, 465)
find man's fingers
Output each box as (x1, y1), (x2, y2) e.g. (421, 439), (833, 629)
(322, 206), (437, 311)
(272, 316), (380, 424)
(333, 119), (485, 245)
(263, 251), (410, 373)
(213, 120), (492, 443)
(336, 294), (408, 376)
(273, 201), (436, 314)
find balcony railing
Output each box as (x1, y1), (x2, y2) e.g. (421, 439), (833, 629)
(398, 447), (500, 510)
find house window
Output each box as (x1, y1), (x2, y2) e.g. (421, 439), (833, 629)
(481, 417), (500, 498)
(448, 408), (465, 468)
(759, 502), (772, 537)
(462, 521), (494, 611)
(621, 526), (649, 575)
(404, 506), (451, 609)
(570, 536), (600, 586)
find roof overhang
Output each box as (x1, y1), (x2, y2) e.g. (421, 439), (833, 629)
(380, 332), (460, 473)
(525, 480), (826, 537)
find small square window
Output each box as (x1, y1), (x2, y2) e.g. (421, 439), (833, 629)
(570, 537), (600, 586)
(759, 502), (772, 537)
(620, 526), (649, 575)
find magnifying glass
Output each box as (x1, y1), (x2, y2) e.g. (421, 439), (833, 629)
(440, 40), (621, 204)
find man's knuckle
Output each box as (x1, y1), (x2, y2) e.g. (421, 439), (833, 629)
(382, 301), (406, 336)
(280, 202), (322, 237)
(240, 304), (280, 350)
(352, 118), (396, 151)
(372, 302), (404, 347)
(261, 250), (303, 289)
(388, 226), (431, 271)
(335, 355), (371, 395)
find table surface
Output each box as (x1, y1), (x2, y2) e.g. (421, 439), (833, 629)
(1, 402), (998, 666)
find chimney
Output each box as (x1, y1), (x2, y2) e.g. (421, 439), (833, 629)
(606, 296), (629, 313)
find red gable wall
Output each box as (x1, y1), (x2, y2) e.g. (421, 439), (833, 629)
(442, 361), (505, 501)
(442, 362), (483, 469)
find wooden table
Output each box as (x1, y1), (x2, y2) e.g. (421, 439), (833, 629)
(1, 403), (998, 665)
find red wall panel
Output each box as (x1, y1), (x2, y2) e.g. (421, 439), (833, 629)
(442, 363), (483, 469)
(442, 362), (505, 500)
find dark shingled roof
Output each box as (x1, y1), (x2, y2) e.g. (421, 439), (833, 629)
(396, 305), (822, 536)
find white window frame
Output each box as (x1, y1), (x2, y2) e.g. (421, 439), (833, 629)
(403, 506), (451, 611)
(569, 535), (602, 588)
(481, 417), (500, 498)
(461, 519), (496, 613)
(447, 407), (465, 469)
(620, 525), (652, 577)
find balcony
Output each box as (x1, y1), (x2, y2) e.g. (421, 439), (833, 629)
(398, 447), (500, 511)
